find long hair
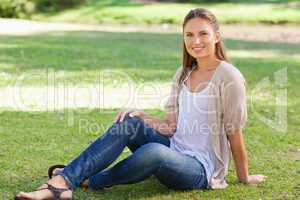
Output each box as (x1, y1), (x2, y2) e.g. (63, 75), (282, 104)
(179, 8), (229, 85)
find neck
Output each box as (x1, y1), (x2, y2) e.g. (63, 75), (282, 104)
(196, 56), (220, 71)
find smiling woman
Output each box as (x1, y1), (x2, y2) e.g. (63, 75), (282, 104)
(184, 18), (225, 55)
(14, 8), (265, 200)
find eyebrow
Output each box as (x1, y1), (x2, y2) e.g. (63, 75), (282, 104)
(184, 30), (208, 34)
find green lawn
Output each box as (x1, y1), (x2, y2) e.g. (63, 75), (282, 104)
(0, 19), (300, 199)
(0, 31), (181, 87)
(32, 0), (300, 25)
(0, 108), (299, 199)
(0, 30), (300, 87)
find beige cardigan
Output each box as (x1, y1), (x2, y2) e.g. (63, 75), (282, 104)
(164, 61), (248, 189)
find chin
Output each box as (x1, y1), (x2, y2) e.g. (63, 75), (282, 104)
(191, 53), (210, 59)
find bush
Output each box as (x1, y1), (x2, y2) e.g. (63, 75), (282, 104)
(34, 0), (85, 12)
(0, 0), (85, 18)
(0, 0), (35, 18)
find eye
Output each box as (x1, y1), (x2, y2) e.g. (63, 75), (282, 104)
(185, 33), (192, 37)
(200, 32), (208, 36)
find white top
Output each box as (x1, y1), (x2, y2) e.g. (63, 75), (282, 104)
(170, 81), (216, 185)
(165, 61), (248, 189)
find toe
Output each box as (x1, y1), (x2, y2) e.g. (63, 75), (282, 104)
(16, 191), (32, 199)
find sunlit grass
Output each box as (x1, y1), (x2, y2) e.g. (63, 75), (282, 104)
(32, 0), (300, 25)
(0, 108), (299, 199)
(0, 21), (300, 199)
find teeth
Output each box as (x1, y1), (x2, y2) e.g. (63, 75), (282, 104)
(193, 47), (203, 50)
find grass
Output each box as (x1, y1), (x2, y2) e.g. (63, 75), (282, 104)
(0, 31), (181, 87)
(0, 18), (300, 199)
(0, 30), (300, 87)
(0, 108), (299, 199)
(31, 0), (300, 25)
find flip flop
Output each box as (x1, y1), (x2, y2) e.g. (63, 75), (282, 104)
(47, 164), (102, 191)
(14, 183), (73, 200)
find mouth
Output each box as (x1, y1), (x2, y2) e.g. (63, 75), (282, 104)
(192, 47), (205, 52)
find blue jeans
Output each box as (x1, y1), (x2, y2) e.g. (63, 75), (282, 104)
(59, 115), (208, 191)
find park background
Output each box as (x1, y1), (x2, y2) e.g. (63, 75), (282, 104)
(0, 0), (299, 199)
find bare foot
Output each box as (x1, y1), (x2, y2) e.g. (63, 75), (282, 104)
(15, 175), (72, 200)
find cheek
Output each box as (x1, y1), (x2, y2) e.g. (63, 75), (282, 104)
(186, 46), (195, 56)
(204, 38), (217, 52)
(204, 35), (215, 45)
(184, 41), (193, 54)
(184, 39), (191, 48)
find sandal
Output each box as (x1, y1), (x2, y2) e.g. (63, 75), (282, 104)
(14, 183), (73, 200)
(48, 164), (66, 179)
(47, 164), (89, 190)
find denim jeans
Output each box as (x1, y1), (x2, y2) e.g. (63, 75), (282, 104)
(59, 115), (208, 191)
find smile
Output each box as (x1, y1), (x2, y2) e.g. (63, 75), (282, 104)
(192, 47), (205, 52)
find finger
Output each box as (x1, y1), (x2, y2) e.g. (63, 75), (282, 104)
(114, 111), (123, 123)
(120, 111), (129, 122)
(129, 111), (138, 117)
(113, 114), (118, 123)
(113, 112), (121, 123)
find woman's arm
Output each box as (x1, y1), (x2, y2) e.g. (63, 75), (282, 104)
(114, 109), (177, 137)
(227, 129), (266, 185)
(139, 111), (177, 137)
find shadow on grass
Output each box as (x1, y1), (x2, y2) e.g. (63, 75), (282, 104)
(0, 30), (299, 88)
(9, 175), (177, 200)
(0, 31), (299, 67)
(75, 177), (177, 200)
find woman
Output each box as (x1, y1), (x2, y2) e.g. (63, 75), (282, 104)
(15, 8), (265, 200)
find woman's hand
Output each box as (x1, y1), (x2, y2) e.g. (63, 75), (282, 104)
(113, 109), (148, 123)
(245, 174), (266, 185)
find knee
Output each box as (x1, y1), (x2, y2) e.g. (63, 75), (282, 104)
(121, 114), (143, 127)
(113, 114), (144, 138)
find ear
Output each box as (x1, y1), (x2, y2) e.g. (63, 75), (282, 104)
(214, 31), (221, 43)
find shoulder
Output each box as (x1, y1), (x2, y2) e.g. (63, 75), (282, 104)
(218, 61), (246, 83)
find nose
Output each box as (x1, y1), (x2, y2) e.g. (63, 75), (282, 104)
(194, 36), (201, 44)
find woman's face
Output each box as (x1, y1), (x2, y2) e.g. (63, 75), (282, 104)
(183, 17), (220, 59)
